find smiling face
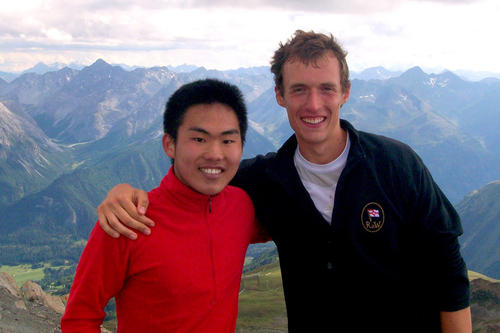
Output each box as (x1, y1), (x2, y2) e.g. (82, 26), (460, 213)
(276, 52), (351, 164)
(162, 102), (243, 196)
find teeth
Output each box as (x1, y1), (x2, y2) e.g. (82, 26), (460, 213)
(303, 117), (324, 124)
(200, 168), (222, 175)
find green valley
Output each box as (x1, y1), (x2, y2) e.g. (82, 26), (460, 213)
(237, 262), (287, 332)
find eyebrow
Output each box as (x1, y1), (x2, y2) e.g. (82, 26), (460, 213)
(289, 82), (339, 89)
(320, 82), (339, 90)
(188, 127), (240, 136)
(289, 83), (306, 89)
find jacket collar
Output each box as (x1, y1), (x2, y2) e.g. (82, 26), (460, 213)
(158, 166), (219, 213)
(263, 119), (365, 228)
(275, 119), (365, 168)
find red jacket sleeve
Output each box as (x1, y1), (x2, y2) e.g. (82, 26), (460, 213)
(61, 222), (130, 332)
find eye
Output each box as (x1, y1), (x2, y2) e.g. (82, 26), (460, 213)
(192, 137), (205, 143)
(289, 85), (306, 94)
(223, 139), (235, 144)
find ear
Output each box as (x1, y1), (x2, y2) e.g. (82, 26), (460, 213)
(275, 86), (286, 107)
(341, 82), (351, 106)
(162, 134), (176, 159)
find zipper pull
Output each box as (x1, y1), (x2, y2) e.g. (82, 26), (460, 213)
(208, 196), (212, 213)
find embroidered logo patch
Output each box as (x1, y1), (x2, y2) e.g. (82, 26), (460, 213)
(361, 202), (385, 233)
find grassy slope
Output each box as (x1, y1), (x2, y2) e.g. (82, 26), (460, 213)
(0, 264), (46, 287)
(236, 262), (287, 332)
(235, 265), (498, 332)
(3, 260), (496, 333)
(469, 270), (500, 283)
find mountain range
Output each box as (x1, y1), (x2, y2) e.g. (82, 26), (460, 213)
(3, 61), (500, 83)
(458, 180), (500, 278)
(0, 60), (499, 274)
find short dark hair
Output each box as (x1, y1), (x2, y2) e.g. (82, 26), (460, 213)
(163, 79), (248, 144)
(271, 30), (350, 95)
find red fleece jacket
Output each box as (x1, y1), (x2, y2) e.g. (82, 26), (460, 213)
(61, 168), (265, 332)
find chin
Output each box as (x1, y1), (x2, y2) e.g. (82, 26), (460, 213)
(199, 185), (225, 196)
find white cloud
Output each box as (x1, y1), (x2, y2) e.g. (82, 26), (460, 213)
(2, 0), (45, 12)
(43, 28), (73, 42)
(0, 0), (498, 75)
(73, 0), (483, 13)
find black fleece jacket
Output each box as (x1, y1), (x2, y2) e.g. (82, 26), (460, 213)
(232, 119), (469, 332)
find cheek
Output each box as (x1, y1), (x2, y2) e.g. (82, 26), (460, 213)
(285, 109), (296, 123)
(178, 145), (198, 161)
(227, 149), (242, 168)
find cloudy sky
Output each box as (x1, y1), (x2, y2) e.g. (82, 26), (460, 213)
(1, 0), (499, 76)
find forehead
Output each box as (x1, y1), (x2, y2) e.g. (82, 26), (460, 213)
(181, 103), (240, 131)
(282, 53), (342, 86)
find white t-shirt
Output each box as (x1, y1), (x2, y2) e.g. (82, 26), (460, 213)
(293, 133), (351, 223)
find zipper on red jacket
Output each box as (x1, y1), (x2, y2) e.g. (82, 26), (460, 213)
(206, 196), (217, 303)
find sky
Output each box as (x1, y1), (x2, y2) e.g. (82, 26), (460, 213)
(0, 0), (499, 76)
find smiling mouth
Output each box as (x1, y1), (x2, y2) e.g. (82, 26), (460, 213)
(302, 117), (325, 124)
(200, 168), (222, 175)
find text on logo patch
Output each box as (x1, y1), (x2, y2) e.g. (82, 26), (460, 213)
(361, 202), (385, 233)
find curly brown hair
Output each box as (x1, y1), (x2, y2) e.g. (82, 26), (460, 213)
(271, 30), (350, 95)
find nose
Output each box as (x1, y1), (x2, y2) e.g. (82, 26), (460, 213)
(305, 90), (321, 111)
(204, 141), (223, 160)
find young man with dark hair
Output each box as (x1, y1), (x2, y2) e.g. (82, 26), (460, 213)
(97, 31), (471, 332)
(61, 79), (265, 332)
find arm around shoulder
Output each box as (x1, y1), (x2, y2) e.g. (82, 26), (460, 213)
(97, 183), (154, 239)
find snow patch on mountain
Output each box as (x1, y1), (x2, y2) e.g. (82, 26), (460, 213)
(425, 77), (449, 88)
(358, 94), (376, 103)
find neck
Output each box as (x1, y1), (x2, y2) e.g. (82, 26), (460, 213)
(297, 128), (347, 165)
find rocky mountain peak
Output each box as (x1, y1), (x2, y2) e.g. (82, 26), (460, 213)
(90, 58), (111, 69)
(353, 66), (402, 80)
(0, 102), (28, 152)
(77, 58), (120, 81)
(400, 66), (427, 81)
(439, 69), (462, 81)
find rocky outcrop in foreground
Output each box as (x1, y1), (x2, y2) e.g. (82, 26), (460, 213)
(1, 270), (499, 332)
(0, 272), (63, 332)
(471, 278), (500, 332)
(0, 272), (113, 333)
